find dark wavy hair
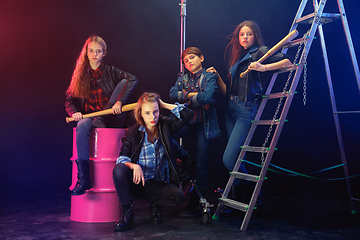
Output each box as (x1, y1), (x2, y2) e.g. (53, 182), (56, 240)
(225, 21), (264, 68)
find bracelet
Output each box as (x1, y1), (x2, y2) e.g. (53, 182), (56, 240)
(264, 65), (267, 71)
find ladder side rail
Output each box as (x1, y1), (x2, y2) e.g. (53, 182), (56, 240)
(241, 36), (317, 230)
(288, 0), (309, 35)
(280, 0), (309, 56)
(336, 0), (360, 92)
(214, 142), (250, 217)
(213, 73), (276, 218)
(241, 96), (295, 231)
(240, 177), (265, 230)
(214, 67), (284, 219)
(214, 78), (276, 218)
(218, 0), (325, 228)
(317, 23), (356, 211)
(241, 53), (309, 231)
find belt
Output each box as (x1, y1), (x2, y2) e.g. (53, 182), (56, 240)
(230, 95), (239, 100)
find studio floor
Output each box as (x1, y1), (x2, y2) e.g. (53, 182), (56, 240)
(0, 193), (359, 240)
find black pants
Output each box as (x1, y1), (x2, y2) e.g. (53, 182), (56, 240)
(113, 163), (184, 207)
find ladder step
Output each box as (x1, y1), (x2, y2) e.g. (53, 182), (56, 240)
(335, 110), (360, 114)
(251, 119), (281, 125)
(263, 91), (290, 100)
(296, 12), (341, 25)
(284, 39), (303, 48)
(240, 146), (274, 153)
(273, 64), (299, 74)
(218, 198), (248, 212)
(230, 172), (260, 182)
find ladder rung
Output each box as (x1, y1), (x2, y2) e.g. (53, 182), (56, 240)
(230, 172), (260, 182)
(240, 146), (271, 153)
(218, 198), (248, 212)
(273, 64), (299, 74)
(284, 39), (303, 48)
(262, 92), (290, 100)
(296, 12), (341, 25)
(335, 110), (360, 114)
(251, 119), (281, 125)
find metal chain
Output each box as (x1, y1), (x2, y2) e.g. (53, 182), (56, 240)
(302, 31), (310, 105)
(303, 57), (308, 105)
(260, 31), (310, 165)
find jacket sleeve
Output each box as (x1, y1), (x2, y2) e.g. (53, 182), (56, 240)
(190, 72), (218, 107)
(119, 127), (134, 159)
(258, 46), (293, 64)
(168, 107), (193, 135)
(169, 74), (188, 103)
(109, 66), (139, 103)
(254, 46), (293, 82)
(65, 95), (80, 116)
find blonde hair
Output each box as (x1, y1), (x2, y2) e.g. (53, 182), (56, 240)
(66, 35), (107, 98)
(134, 92), (160, 127)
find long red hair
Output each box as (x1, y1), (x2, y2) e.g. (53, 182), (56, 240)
(66, 36), (107, 98)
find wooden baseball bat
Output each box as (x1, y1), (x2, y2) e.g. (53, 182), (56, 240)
(66, 103), (137, 123)
(240, 29), (299, 78)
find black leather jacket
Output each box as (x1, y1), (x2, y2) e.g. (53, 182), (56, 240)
(119, 107), (193, 186)
(65, 65), (138, 116)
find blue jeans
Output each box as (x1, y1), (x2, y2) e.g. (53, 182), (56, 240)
(113, 164), (184, 207)
(75, 80), (127, 161)
(223, 97), (258, 186)
(172, 122), (208, 192)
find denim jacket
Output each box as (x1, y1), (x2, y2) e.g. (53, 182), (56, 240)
(227, 44), (290, 105)
(169, 68), (221, 139)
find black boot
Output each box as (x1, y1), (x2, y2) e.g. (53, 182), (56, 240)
(150, 202), (163, 224)
(179, 192), (201, 218)
(92, 102), (113, 128)
(71, 159), (92, 196)
(115, 203), (134, 232)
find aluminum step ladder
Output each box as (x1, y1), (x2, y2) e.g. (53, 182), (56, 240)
(212, 0), (360, 231)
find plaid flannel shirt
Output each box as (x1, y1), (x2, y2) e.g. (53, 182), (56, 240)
(84, 64), (109, 113)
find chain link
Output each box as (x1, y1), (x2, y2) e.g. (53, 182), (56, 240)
(302, 31), (310, 105)
(260, 31), (310, 165)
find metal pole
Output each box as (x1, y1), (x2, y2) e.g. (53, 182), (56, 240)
(179, 0), (187, 147)
(180, 0), (187, 72)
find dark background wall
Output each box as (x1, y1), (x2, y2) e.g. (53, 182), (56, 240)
(1, 0), (359, 201)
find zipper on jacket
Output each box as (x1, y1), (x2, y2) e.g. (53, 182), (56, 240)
(158, 125), (181, 186)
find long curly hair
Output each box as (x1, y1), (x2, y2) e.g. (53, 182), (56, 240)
(134, 92), (160, 128)
(225, 20), (264, 69)
(66, 36), (107, 99)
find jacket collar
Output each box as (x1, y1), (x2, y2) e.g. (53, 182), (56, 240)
(229, 44), (260, 75)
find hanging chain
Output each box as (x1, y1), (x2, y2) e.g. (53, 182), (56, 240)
(260, 31), (310, 165)
(303, 59), (308, 105)
(302, 31), (311, 105)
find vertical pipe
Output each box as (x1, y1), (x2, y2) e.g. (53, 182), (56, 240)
(180, 0), (187, 72)
(179, 0), (187, 146)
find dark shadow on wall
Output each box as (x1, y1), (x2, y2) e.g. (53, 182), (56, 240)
(0, 0), (359, 201)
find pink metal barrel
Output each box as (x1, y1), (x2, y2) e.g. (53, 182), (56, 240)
(70, 128), (125, 222)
